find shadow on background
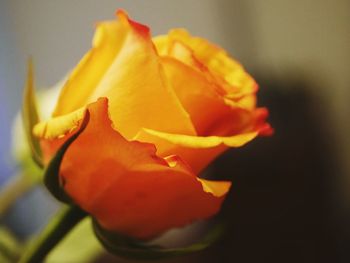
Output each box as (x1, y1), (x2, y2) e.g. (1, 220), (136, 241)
(209, 74), (340, 263)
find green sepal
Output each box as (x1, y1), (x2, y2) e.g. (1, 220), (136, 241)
(43, 111), (90, 203)
(93, 220), (225, 260)
(22, 58), (43, 168)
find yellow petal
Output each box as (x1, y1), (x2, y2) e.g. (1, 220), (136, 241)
(198, 178), (231, 197)
(153, 34), (171, 56)
(84, 11), (196, 139)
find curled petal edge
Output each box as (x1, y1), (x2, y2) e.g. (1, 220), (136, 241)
(33, 107), (86, 140)
(138, 128), (259, 149)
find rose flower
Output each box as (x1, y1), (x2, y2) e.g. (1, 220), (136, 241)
(33, 10), (272, 240)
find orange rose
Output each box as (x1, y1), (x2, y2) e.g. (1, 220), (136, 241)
(34, 10), (272, 239)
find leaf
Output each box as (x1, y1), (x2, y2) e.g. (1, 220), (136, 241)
(22, 58), (43, 168)
(93, 220), (225, 260)
(44, 111), (90, 203)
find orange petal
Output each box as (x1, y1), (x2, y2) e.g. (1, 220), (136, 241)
(160, 57), (258, 136)
(55, 98), (229, 239)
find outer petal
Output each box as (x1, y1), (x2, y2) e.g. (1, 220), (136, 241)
(51, 98), (230, 239)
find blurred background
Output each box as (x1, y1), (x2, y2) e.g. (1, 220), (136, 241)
(0, 0), (349, 262)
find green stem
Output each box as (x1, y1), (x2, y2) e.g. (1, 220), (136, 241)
(18, 205), (87, 263)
